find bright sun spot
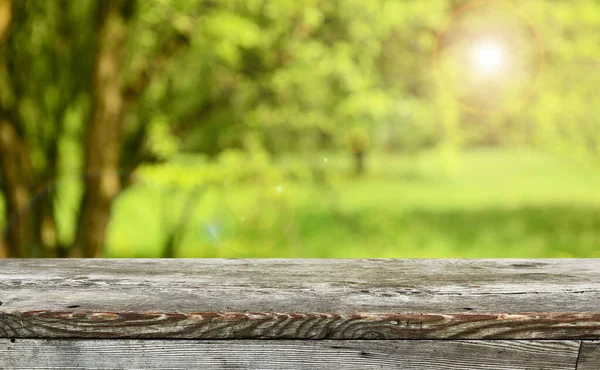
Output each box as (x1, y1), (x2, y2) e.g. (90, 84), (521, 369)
(471, 40), (506, 75)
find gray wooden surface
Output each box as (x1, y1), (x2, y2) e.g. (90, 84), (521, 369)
(1, 259), (600, 339)
(0, 339), (582, 370)
(577, 341), (600, 370)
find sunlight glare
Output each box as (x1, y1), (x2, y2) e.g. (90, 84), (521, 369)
(471, 40), (506, 75)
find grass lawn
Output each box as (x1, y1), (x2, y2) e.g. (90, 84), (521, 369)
(103, 147), (600, 258)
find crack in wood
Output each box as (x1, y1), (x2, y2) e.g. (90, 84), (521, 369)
(575, 341), (583, 370)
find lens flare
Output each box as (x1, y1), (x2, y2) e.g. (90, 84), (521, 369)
(432, 0), (545, 115)
(199, 209), (237, 246)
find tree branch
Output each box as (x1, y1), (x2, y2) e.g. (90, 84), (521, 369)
(123, 28), (191, 107)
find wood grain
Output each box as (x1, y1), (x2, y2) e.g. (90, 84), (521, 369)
(1, 259), (600, 339)
(577, 341), (600, 370)
(0, 339), (581, 370)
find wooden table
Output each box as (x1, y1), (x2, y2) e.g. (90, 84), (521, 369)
(1, 259), (599, 369)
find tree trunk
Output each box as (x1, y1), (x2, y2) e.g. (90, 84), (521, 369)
(0, 0), (11, 45)
(0, 0), (62, 258)
(0, 121), (36, 257)
(72, 0), (133, 258)
(354, 151), (365, 176)
(0, 0), (36, 258)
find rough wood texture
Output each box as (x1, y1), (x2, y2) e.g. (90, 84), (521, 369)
(0, 339), (581, 370)
(1, 259), (600, 339)
(577, 341), (600, 370)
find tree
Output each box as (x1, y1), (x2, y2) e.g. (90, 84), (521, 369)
(0, 0), (63, 258)
(0, 0), (192, 257)
(71, 0), (135, 257)
(5, 0), (558, 258)
(523, 0), (600, 162)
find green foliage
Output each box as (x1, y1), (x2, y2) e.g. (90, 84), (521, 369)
(4, 0), (95, 172)
(7, 0), (600, 168)
(3, 0), (600, 258)
(517, 0), (600, 160)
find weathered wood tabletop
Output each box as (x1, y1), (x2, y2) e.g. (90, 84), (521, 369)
(1, 259), (599, 369)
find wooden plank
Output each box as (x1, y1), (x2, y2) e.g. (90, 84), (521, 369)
(0, 339), (581, 370)
(577, 341), (600, 370)
(1, 259), (600, 339)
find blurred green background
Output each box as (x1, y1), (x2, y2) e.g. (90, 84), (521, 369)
(1, 0), (600, 258)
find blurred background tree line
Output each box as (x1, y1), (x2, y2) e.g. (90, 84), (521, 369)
(1, 0), (600, 258)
